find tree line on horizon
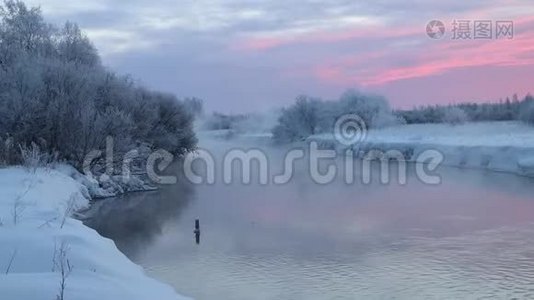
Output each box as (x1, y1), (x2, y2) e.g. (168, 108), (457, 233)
(397, 93), (534, 125)
(203, 92), (534, 144)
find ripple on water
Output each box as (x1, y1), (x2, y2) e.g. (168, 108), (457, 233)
(145, 224), (534, 299)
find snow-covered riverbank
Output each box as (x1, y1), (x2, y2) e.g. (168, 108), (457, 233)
(0, 166), (190, 300)
(310, 121), (534, 177)
(57, 164), (157, 199)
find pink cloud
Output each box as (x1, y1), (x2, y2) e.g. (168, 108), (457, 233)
(309, 15), (534, 87)
(363, 31), (534, 85)
(229, 1), (534, 107)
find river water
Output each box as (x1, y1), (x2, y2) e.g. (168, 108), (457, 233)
(86, 137), (534, 299)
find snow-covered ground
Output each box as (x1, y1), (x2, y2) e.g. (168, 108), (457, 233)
(0, 166), (190, 300)
(362, 121), (534, 147)
(310, 121), (534, 177)
(57, 164), (157, 199)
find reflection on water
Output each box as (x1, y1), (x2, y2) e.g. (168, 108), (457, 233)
(86, 139), (534, 299)
(145, 225), (534, 299)
(84, 177), (195, 258)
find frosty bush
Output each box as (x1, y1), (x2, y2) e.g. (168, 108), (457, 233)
(272, 96), (322, 143)
(183, 97), (204, 118)
(272, 90), (399, 143)
(441, 107), (469, 125)
(337, 90), (393, 127)
(519, 95), (534, 125)
(20, 142), (57, 172)
(0, 1), (196, 169)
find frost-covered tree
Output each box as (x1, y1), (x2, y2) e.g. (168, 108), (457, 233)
(441, 106), (469, 125)
(519, 94), (534, 125)
(183, 97), (204, 118)
(56, 22), (100, 67)
(272, 90), (399, 143)
(272, 96), (322, 143)
(397, 94), (533, 125)
(0, 1), (197, 169)
(0, 0), (53, 62)
(336, 90), (392, 127)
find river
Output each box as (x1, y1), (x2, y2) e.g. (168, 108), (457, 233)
(85, 137), (534, 299)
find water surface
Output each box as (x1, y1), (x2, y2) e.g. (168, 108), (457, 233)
(86, 138), (534, 299)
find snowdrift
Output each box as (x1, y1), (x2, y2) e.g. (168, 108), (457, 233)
(0, 167), (190, 300)
(310, 121), (534, 177)
(56, 164), (157, 199)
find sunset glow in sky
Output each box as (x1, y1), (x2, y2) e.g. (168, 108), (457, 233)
(29, 0), (534, 112)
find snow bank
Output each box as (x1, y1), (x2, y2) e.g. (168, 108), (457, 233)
(56, 164), (156, 199)
(310, 121), (534, 177)
(0, 167), (190, 300)
(197, 129), (273, 144)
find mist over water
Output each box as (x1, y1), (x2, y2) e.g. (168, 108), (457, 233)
(86, 135), (534, 300)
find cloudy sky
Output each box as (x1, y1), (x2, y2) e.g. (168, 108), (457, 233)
(27, 0), (534, 113)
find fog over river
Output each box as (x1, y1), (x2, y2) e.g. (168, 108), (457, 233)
(86, 136), (534, 300)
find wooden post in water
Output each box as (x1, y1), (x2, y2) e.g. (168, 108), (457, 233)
(194, 219), (200, 244)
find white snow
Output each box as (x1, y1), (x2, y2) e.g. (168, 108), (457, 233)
(310, 121), (534, 177)
(364, 121), (534, 147)
(0, 166), (190, 300)
(56, 164), (157, 199)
